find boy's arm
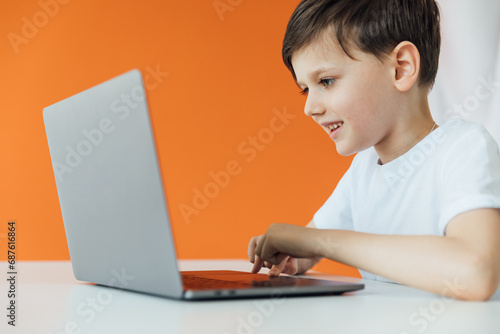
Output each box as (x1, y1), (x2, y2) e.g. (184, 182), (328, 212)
(252, 208), (500, 301)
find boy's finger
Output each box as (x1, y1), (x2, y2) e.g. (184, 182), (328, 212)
(269, 256), (289, 277)
(281, 258), (298, 275)
(251, 256), (264, 274)
(248, 236), (258, 263)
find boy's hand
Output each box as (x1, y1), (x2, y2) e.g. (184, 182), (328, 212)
(248, 223), (322, 276)
(248, 235), (299, 276)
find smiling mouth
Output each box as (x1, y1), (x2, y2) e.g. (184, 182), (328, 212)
(327, 122), (344, 133)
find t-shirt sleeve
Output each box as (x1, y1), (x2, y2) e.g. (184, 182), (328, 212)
(439, 125), (500, 234)
(313, 164), (354, 230)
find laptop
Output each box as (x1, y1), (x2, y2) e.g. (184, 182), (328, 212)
(43, 69), (364, 300)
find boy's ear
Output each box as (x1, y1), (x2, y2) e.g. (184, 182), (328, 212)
(391, 41), (420, 92)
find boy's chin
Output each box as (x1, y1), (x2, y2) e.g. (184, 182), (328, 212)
(334, 143), (358, 157)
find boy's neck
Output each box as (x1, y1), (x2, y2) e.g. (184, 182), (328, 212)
(375, 94), (435, 165)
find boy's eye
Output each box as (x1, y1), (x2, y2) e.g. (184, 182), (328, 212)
(298, 78), (334, 95)
(320, 78), (335, 88)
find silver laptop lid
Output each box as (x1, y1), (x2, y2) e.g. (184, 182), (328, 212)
(43, 69), (183, 298)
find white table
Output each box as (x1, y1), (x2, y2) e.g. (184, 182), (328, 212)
(1, 260), (500, 334)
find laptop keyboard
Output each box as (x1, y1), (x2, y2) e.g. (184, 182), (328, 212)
(181, 274), (251, 289)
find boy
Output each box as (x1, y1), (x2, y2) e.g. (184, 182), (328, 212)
(248, 0), (500, 301)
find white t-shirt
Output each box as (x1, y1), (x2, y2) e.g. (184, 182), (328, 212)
(313, 119), (500, 282)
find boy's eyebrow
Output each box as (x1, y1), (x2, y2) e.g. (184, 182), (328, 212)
(296, 66), (337, 87)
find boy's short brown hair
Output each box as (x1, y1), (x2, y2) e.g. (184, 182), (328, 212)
(282, 0), (441, 88)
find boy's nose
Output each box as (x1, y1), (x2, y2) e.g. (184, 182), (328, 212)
(304, 95), (325, 117)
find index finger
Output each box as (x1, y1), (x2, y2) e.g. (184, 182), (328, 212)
(251, 255), (264, 274)
(247, 236), (260, 263)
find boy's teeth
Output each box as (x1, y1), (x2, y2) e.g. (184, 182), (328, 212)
(328, 122), (343, 130)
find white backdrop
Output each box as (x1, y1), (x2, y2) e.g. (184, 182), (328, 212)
(429, 0), (500, 145)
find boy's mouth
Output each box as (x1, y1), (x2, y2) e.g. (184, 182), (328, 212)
(323, 121), (344, 139)
(327, 122), (344, 131)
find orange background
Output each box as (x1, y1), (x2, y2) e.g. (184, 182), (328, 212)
(0, 0), (358, 277)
